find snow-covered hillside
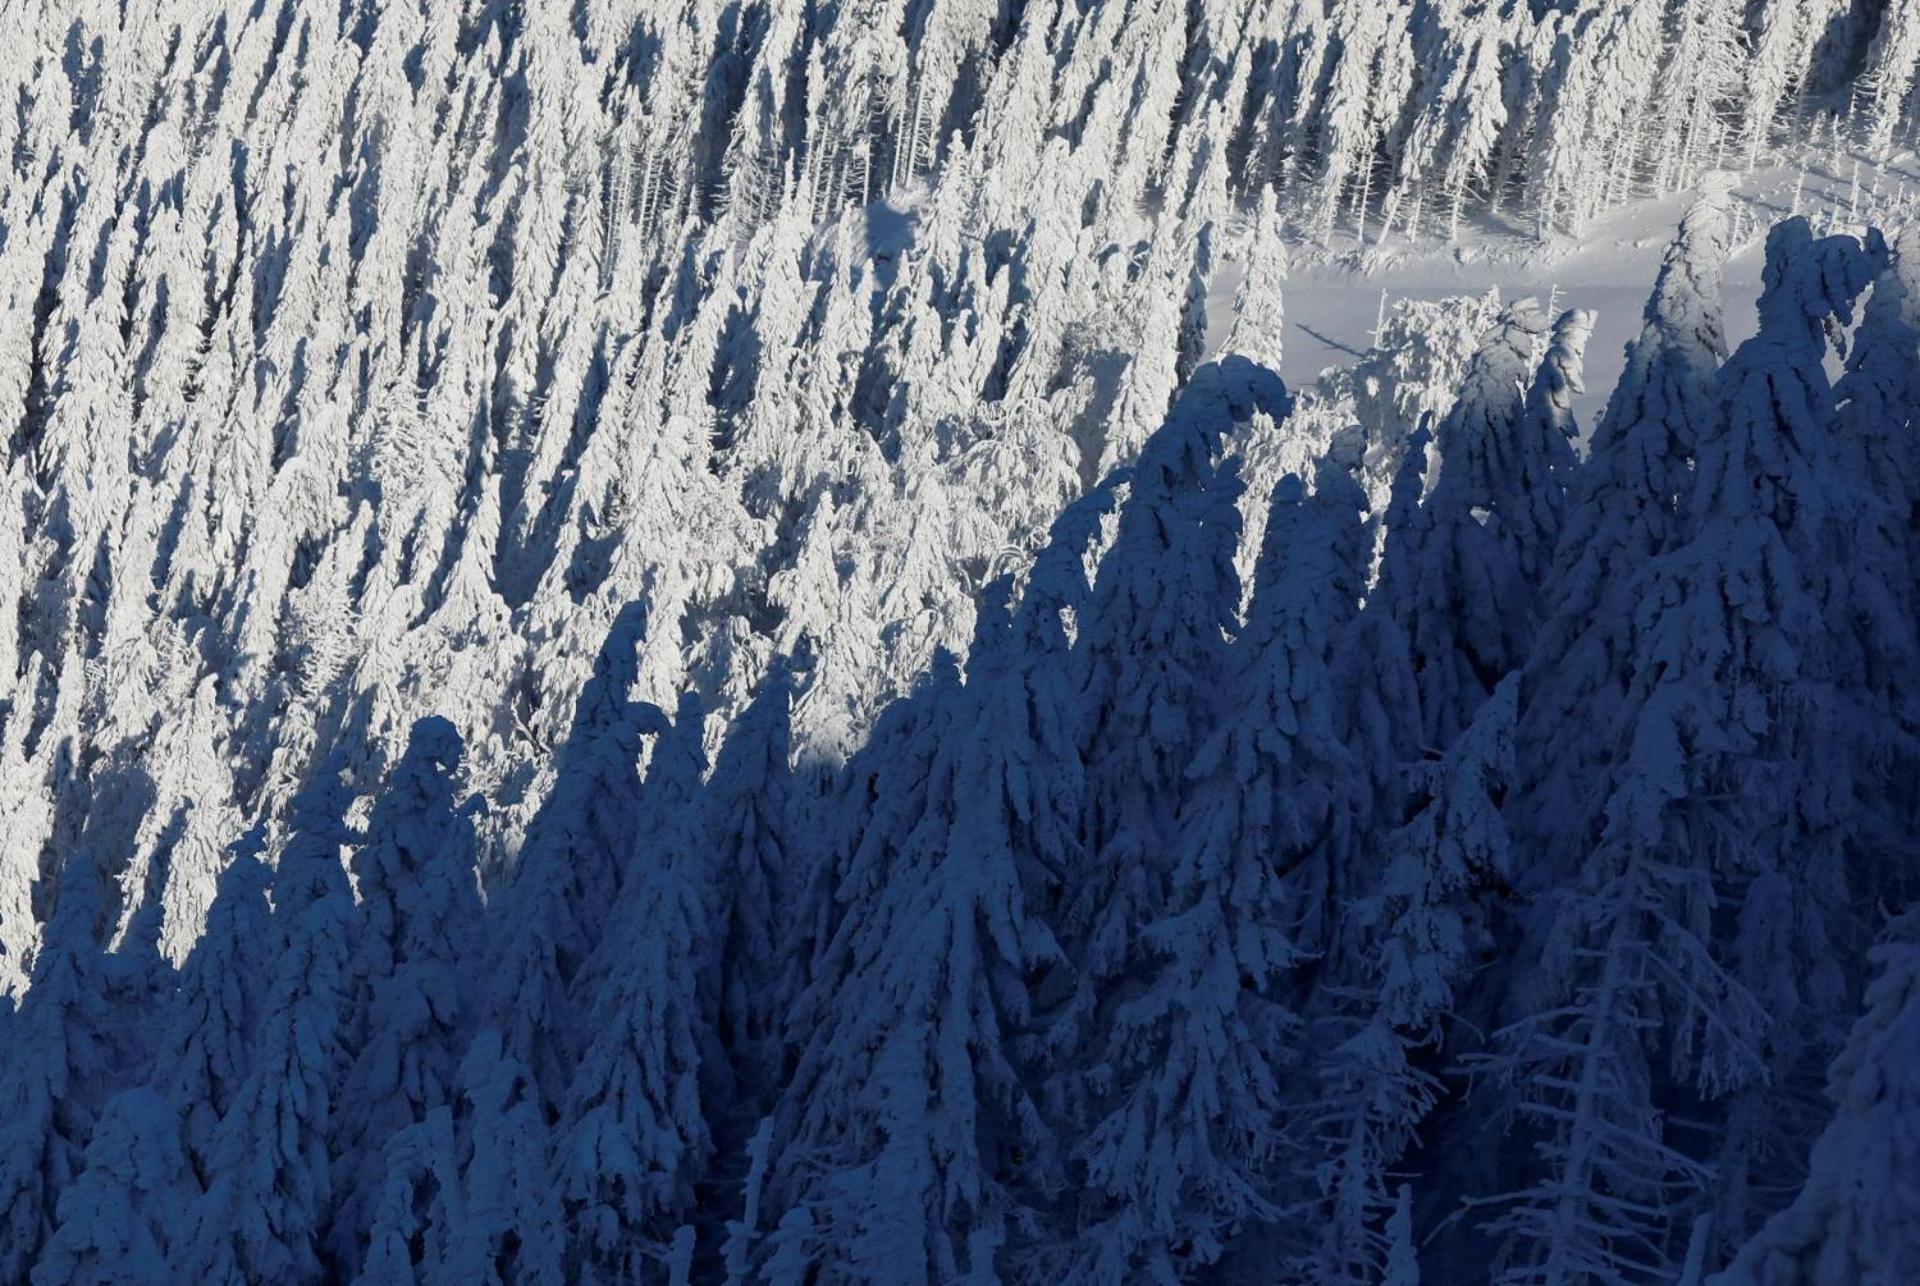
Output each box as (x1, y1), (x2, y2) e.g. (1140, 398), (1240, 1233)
(1, 0), (1918, 1281)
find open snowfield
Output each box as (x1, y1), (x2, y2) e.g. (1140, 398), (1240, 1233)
(1250, 152), (1920, 426)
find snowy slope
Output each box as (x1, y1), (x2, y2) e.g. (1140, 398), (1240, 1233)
(0, 0), (1917, 1281)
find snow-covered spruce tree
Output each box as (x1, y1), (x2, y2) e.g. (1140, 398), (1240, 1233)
(782, 643), (974, 1037)
(1242, 449), (1376, 965)
(1349, 290), (1507, 459)
(1115, 450), (1372, 1279)
(762, 579), (1076, 1282)
(757, 652), (971, 1283)
(30, 1086), (196, 1286)
(1223, 191), (1288, 372)
(1527, 1), (1663, 236)
(1471, 855), (1753, 1284)
(1821, 227), (1920, 896)
(553, 691), (714, 1282)
(353, 1029), (566, 1286)
(1385, 302), (1553, 753)
(1336, 420), (1426, 858)
(149, 834), (276, 1185)
(1507, 307), (1592, 589)
(1672, 220), (1882, 1249)
(483, 601), (654, 1106)
(0, 628), (56, 1001)
(1479, 219), (1878, 1281)
(1516, 186), (1732, 886)
(701, 665), (796, 1137)
(0, 854), (114, 1280)
(171, 764), (360, 1283)
(1740, 0), (1833, 168)
(1055, 363), (1272, 1280)
(1709, 912), (1920, 1286)
(1176, 221), (1217, 388)
(1299, 676), (1519, 1284)
(1393, 3), (1512, 242)
(34, 832), (278, 1277)
(1858, 0), (1920, 158)
(1648, 0), (1747, 195)
(353, 1107), (461, 1286)
(330, 717), (485, 1275)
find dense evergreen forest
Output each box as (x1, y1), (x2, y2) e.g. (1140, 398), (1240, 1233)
(1, 0), (1918, 1281)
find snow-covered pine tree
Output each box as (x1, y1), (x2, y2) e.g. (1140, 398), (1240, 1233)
(30, 1087), (195, 1285)
(1397, 4), (1513, 241)
(1741, 0), (1831, 167)
(553, 691), (714, 1281)
(762, 577), (1077, 1281)
(1387, 302), (1552, 752)
(150, 834), (276, 1184)
(701, 665), (796, 1136)
(354, 1029), (566, 1286)
(0, 854), (114, 1280)
(1103, 453), (1370, 1279)
(1820, 227), (1920, 901)
(1481, 219), (1877, 1281)
(483, 602), (653, 1106)
(1709, 912), (1920, 1286)
(1858, 0), (1920, 158)
(781, 640), (975, 1038)
(1506, 307), (1592, 587)
(1664, 220), (1880, 1248)
(1057, 364), (1258, 1279)
(330, 717), (485, 1275)
(1649, 0), (1746, 194)
(171, 764), (361, 1283)
(1339, 423), (1427, 841)
(1224, 191), (1288, 371)
(1516, 185), (1732, 887)
(1177, 221), (1217, 387)
(1299, 676), (1519, 1284)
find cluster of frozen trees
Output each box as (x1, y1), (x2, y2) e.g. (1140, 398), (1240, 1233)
(4, 0), (1920, 1001)
(4, 189), (1917, 1282)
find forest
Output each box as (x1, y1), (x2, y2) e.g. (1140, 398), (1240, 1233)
(0, 0), (1918, 1282)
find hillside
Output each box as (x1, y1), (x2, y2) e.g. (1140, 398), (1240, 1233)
(1, 1), (1918, 1281)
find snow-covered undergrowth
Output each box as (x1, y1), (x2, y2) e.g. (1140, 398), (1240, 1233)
(2, 0), (1920, 1281)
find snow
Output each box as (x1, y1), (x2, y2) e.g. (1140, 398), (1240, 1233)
(1214, 155), (1920, 429)
(1, 0), (1919, 1280)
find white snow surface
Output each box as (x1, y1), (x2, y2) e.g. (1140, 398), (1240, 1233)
(1224, 156), (1918, 428)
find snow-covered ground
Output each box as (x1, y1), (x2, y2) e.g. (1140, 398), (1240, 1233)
(1231, 151), (1920, 427)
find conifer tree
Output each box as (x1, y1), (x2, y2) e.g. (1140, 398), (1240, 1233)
(1483, 219), (1878, 1280)
(331, 718), (485, 1274)
(1224, 192), (1288, 372)
(1059, 367), (1258, 1279)
(764, 510), (1114, 1279)
(1391, 303), (1552, 751)
(1820, 228), (1920, 893)
(485, 603), (653, 1105)
(1517, 187), (1732, 879)
(172, 766), (360, 1283)
(355, 1030), (566, 1286)
(1507, 307), (1592, 587)
(1710, 914), (1920, 1286)
(1341, 423), (1427, 838)
(554, 692), (714, 1282)
(151, 836), (276, 1183)
(702, 666), (797, 1127)
(1302, 677), (1518, 1283)
(30, 1088), (195, 1286)
(0, 855), (114, 1280)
